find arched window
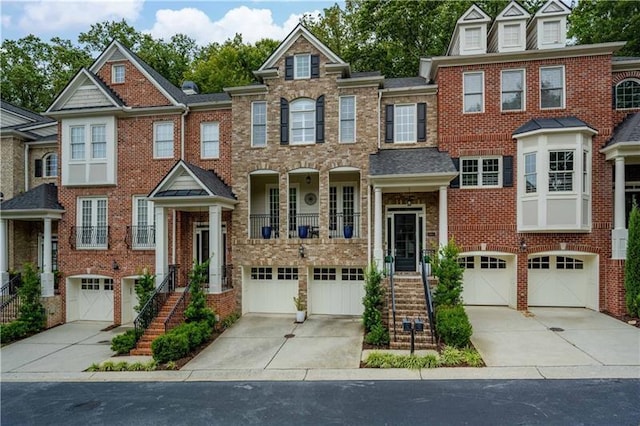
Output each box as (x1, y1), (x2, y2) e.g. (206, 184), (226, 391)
(616, 79), (640, 109)
(44, 153), (58, 177)
(290, 98), (315, 144)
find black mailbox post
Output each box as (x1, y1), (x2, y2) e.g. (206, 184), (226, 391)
(402, 317), (424, 354)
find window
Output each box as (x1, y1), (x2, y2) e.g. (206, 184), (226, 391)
(154, 122), (174, 158)
(103, 279), (114, 290)
(480, 256), (506, 269)
(464, 72), (484, 113)
(132, 196), (155, 249)
(542, 20), (561, 44)
(91, 125), (106, 159)
(290, 99), (315, 144)
(549, 150), (574, 192)
(112, 65), (125, 83)
(524, 153), (537, 193)
(540, 66), (564, 109)
(44, 153), (58, 177)
(77, 197), (108, 249)
(201, 122), (219, 158)
(615, 79), (640, 109)
(501, 70), (524, 111)
(556, 256), (584, 270)
(341, 268), (364, 281)
(313, 268), (336, 280)
(339, 96), (356, 143)
(464, 27), (481, 49)
(458, 256), (475, 269)
(461, 157), (501, 187)
(81, 278), (100, 290)
(503, 24), (520, 47)
(294, 54), (310, 79)
(251, 267), (273, 280)
(71, 126), (85, 160)
(252, 101), (266, 147)
(394, 104), (416, 143)
(528, 256), (550, 269)
(278, 267), (298, 280)
(582, 151), (589, 194)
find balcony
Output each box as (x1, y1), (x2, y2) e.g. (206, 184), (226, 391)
(250, 214), (280, 239)
(329, 212), (361, 238)
(71, 226), (109, 249)
(289, 213), (320, 238)
(126, 225), (156, 249)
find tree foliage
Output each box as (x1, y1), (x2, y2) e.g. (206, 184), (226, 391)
(134, 269), (155, 313)
(18, 263), (46, 333)
(184, 260), (216, 327)
(432, 239), (465, 307)
(625, 200), (640, 317)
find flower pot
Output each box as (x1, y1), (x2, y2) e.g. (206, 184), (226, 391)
(298, 225), (309, 239)
(261, 226), (272, 239)
(343, 225), (353, 239)
(295, 310), (306, 323)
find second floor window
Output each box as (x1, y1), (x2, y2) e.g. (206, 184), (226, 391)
(549, 150), (573, 192)
(464, 72), (484, 113)
(339, 96), (355, 143)
(154, 122), (174, 158)
(290, 99), (315, 144)
(252, 101), (266, 147)
(294, 54), (310, 79)
(44, 153), (58, 177)
(91, 125), (106, 159)
(132, 196), (155, 249)
(461, 157), (501, 188)
(71, 126), (85, 160)
(615, 79), (640, 109)
(502, 70), (524, 111)
(524, 153), (537, 193)
(201, 122), (219, 159)
(540, 66), (564, 109)
(78, 197), (108, 249)
(394, 104), (416, 142)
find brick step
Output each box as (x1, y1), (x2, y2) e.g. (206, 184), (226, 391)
(130, 348), (152, 356)
(390, 342), (437, 350)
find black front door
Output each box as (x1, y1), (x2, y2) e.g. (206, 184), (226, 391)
(394, 214), (416, 272)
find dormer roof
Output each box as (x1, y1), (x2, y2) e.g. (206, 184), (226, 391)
(457, 4), (492, 25)
(496, 1), (531, 21)
(46, 68), (123, 114)
(447, 4), (492, 56)
(534, 0), (571, 18)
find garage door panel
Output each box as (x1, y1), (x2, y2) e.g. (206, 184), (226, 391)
(71, 278), (114, 321)
(310, 267), (364, 316)
(462, 255), (514, 306)
(528, 255), (595, 309)
(247, 279), (297, 313)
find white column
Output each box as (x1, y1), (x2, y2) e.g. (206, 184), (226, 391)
(612, 157), (628, 259)
(154, 206), (168, 287)
(439, 186), (448, 247)
(40, 218), (54, 297)
(373, 186), (384, 269)
(0, 219), (8, 285)
(208, 205), (223, 293)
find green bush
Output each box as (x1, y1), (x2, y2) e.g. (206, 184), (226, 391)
(365, 351), (439, 369)
(431, 239), (464, 307)
(185, 260), (216, 327)
(220, 312), (240, 329)
(110, 329), (139, 355)
(18, 263), (46, 333)
(362, 263), (384, 332)
(365, 323), (390, 346)
(0, 320), (30, 344)
(173, 321), (211, 348)
(435, 305), (473, 348)
(134, 269), (155, 313)
(625, 200), (640, 317)
(151, 333), (190, 363)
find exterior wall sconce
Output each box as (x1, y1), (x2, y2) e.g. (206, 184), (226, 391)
(112, 260), (120, 270)
(305, 175), (311, 185)
(520, 238), (527, 252)
(299, 245), (305, 258)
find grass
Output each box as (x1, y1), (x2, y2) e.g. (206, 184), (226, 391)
(364, 346), (485, 369)
(85, 360), (158, 372)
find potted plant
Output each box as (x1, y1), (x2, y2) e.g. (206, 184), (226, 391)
(293, 296), (306, 323)
(298, 225), (309, 239)
(261, 226), (272, 239)
(343, 224), (354, 239)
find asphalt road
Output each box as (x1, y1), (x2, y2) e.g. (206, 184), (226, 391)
(2, 379), (639, 425)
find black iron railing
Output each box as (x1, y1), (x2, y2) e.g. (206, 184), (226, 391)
(1, 273), (21, 297)
(250, 214), (280, 239)
(222, 264), (233, 291)
(420, 250), (436, 344)
(125, 225), (156, 249)
(164, 283), (191, 333)
(133, 265), (177, 341)
(385, 253), (397, 342)
(329, 212), (361, 238)
(70, 226), (109, 249)
(289, 213), (319, 238)
(0, 274), (22, 324)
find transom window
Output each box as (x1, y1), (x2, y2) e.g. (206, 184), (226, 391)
(277, 267), (298, 280)
(313, 268), (336, 281)
(91, 125), (106, 159)
(201, 122), (220, 159)
(463, 72), (484, 113)
(290, 99), (315, 144)
(341, 268), (364, 281)
(339, 96), (356, 143)
(294, 54), (310, 79)
(501, 69), (524, 111)
(112, 64), (125, 84)
(480, 256), (506, 269)
(540, 66), (564, 109)
(503, 24), (520, 47)
(252, 101), (266, 147)
(154, 122), (174, 158)
(556, 256), (584, 270)
(461, 157), (500, 187)
(251, 267), (273, 280)
(549, 150), (574, 192)
(81, 278), (100, 290)
(524, 153), (537, 193)
(103, 279), (114, 290)
(44, 153), (58, 177)
(615, 79), (640, 109)
(458, 256), (475, 269)
(528, 256), (550, 269)
(394, 104), (416, 143)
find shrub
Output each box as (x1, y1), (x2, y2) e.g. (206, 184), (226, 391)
(431, 239), (464, 307)
(365, 323), (390, 346)
(362, 263), (385, 333)
(134, 269), (155, 313)
(110, 329), (139, 355)
(185, 260), (216, 327)
(0, 320), (30, 344)
(435, 305), (473, 348)
(625, 200), (640, 317)
(18, 263), (46, 333)
(220, 312), (240, 329)
(173, 321), (212, 348)
(364, 351), (439, 369)
(151, 333), (190, 363)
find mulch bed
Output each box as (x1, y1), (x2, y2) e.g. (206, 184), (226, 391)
(603, 310), (640, 329)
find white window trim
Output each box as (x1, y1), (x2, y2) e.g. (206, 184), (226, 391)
(339, 95), (356, 144)
(539, 65), (565, 110)
(548, 149), (576, 193)
(289, 98), (315, 145)
(294, 54), (311, 80)
(153, 121), (174, 159)
(132, 196), (155, 250)
(463, 71), (484, 114)
(502, 23), (521, 48)
(70, 125), (86, 162)
(393, 103), (417, 144)
(523, 152), (537, 196)
(460, 156), (502, 188)
(501, 69), (526, 112)
(91, 124), (107, 160)
(541, 20), (562, 45)
(112, 64), (125, 84)
(200, 122), (220, 159)
(615, 78), (640, 110)
(43, 153), (58, 177)
(251, 101), (267, 147)
(76, 197), (108, 250)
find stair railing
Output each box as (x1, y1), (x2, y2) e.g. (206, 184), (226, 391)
(1, 274), (22, 324)
(164, 282), (191, 333)
(134, 265), (177, 341)
(420, 250), (436, 344)
(385, 253), (397, 342)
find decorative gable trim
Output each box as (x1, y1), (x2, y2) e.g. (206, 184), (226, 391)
(148, 160), (214, 198)
(457, 5), (491, 24)
(538, 0), (570, 15)
(496, 1), (531, 20)
(46, 68), (122, 114)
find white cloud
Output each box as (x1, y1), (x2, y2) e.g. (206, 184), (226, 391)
(18, 0), (144, 32)
(1, 15), (12, 28)
(146, 6), (320, 45)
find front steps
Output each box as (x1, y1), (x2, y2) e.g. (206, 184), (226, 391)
(387, 275), (437, 350)
(130, 292), (184, 356)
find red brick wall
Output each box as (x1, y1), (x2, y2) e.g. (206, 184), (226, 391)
(96, 60), (172, 108)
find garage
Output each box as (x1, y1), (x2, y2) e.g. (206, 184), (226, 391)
(66, 277), (114, 321)
(309, 267), (365, 316)
(244, 267), (298, 314)
(528, 253), (598, 309)
(461, 254), (516, 306)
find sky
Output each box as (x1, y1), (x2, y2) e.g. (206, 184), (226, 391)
(0, 0), (341, 45)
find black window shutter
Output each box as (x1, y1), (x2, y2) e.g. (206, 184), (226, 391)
(450, 158), (460, 188)
(35, 159), (43, 177)
(503, 155), (514, 187)
(285, 56), (294, 80)
(311, 55), (320, 79)
(316, 95), (325, 143)
(417, 103), (426, 142)
(280, 98), (289, 145)
(385, 105), (394, 143)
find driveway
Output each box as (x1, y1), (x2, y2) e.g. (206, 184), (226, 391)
(1, 321), (125, 373)
(467, 306), (640, 367)
(184, 314), (364, 371)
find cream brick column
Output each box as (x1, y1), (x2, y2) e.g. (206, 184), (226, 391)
(208, 204), (223, 293)
(373, 186), (384, 269)
(0, 219), (8, 285)
(41, 218), (54, 297)
(612, 156), (628, 259)
(439, 186), (448, 247)
(154, 206), (168, 286)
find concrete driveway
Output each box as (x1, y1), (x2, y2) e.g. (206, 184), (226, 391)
(184, 314), (364, 371)
(467, 306), (640, 368)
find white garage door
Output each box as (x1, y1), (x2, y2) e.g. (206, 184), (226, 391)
(309, 267), (365, 316)
(78, 278), (114, 321)
(528, 254), (597, 309)
(461, 255), (515, 306)
(245, 267), (298, 313)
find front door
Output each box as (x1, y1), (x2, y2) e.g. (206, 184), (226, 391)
(394, 213), (417, 272)
(195, 225), (210, 284)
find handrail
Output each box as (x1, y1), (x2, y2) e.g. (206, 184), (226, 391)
(420, 250), (436, 344)
(133, 265), (177, 341)
(1, 273), (22, 296)
(164, 282), (191, 333)
(385, 253), (396, 342)
(1, 274), (23, 324)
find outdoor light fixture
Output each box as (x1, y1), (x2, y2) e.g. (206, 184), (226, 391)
(520, 237), (527, 252)
(112, 260), (120, 270)
(299, 245), (305, 258)
(305, 175), (311, 185)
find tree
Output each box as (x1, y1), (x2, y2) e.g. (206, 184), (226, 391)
(625, 200), (640, 317)
(134, 269), (155, 313)
(78, 19), (145, 53)
(184, 260), (216, 327)
(18, 263), (46, 333)
(432, 239), (465, 307)
(137, 34), (201, 88)
(569, 0), (640, 57)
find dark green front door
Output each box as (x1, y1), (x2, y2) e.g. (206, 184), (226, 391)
(394, 213), (416, 272)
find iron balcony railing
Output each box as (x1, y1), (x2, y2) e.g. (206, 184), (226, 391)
(289, 213), (319, 238)
(250, 214), (280, 239)
(329, 212), (361, 239)
(125, 225), (156, 249)
(71, 226), (109, 249)
(133, 265), (177, 342)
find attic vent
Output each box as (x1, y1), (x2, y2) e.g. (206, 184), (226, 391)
(182, 81), (199, 95)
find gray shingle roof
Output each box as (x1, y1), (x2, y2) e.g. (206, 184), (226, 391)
(0, 183), (63, 211)
(183, 162), (236, 200)
(383, 77), (428, 89)
(606, 112), (640, 146)
(351, 71), (382, 78)
(184, 92), (231, 104)
(1, 100), (53, 127)
(87, 71), (124, 106)
(370, 147), (457, 176)
(513, 116), (595, 136)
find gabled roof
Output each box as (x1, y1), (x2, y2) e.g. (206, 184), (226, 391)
(447, 4), (492, 56)
(534, 0), (571, 17)
(148, 160), (236, 201)
(0, 183), (64, 212)
(1, 100), (53, 129)
(46, 68), (123, 113)
(606, 113), (640, 146)
(369, 148), (457, 176)
(496, 1), (531, 20)
(513, 116), (597, 137)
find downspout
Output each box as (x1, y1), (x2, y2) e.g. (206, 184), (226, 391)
(377, 90), (382, 150)
(367, 184), (372, 263)
(24, 143), (29, 192)
(180, 104), (189, 160)
(175, 104), (188, 265)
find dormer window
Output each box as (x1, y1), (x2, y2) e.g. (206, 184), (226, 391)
(294, 54), (310, 79)
(464, 27), (482, 50)
(542, 20), (561, 44)
(503, 24), (521, 47)
(112, 64), (125, 84)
